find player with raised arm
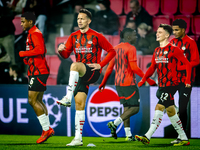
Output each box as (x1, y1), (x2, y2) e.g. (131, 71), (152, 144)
(135, 24), (192, 146)
(99, 28), (156, 141)
(19, 12), (54, 144)
(170, 19), (199, 144)
(56, 9), (116, 146)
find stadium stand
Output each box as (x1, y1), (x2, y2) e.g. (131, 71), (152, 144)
(152, 15), (171, 31)
(12, 16), (23, 35)
(110, 0), (123, 15)
(192, 15), (200, 35)
(119, 15), (126, 31)
(179, 0), (197, 15)
(143, 0), (160, 16)
(161, 0), (178, 16)
(46, 55), (61, 85)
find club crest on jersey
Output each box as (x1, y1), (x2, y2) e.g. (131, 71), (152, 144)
(88, 41), (93, 44)
(182, 46), (186, 50)
(86, 87), (124, 137)
(164, 51), (168, 55)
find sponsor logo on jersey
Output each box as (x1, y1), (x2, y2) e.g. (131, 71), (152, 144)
(87, 87), (123, 137)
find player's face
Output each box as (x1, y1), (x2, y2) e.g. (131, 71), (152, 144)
(21, 17), (32, 31)
(156, 27), (169, 42)
(77, 13), (91, 30)
(172, 25), (185, 39)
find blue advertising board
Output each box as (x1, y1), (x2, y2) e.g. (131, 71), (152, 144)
(0, 85), (199, 138)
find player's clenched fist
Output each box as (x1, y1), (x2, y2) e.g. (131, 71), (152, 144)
(58, 43), (66, 52)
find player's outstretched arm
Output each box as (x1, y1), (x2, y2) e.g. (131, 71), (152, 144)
(129, 61), (156, 86)
(99, 58), (115, 92)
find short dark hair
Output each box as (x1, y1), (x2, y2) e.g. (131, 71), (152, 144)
(79, 9), (92, 20)
(130, 0), (140, 6)
(172, 19), (187, 29)
(21, 12), (36, 25)
(159, 24), (172, 35)
(120, 28), (135, 39)
(9, 64), (20, 75)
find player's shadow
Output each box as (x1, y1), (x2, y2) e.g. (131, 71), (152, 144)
(148, 144), (172, 147)
(0, 143), (36, 145)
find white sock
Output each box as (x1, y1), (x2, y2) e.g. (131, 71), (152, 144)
(75, 110), (85, 141)
(114, 117), (123, 126)
(66, 71), (79, 100)
(38, 114), (50, 131)
(145, 110), (163, 140)
(178, 134), (181, 139)
(169, 114), (188, 140)
(124, 127), (132, 137)
(46, 114), (50, 127)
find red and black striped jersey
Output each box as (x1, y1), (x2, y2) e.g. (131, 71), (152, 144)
(59, 28), (115, 68)
(114, 42), (137, 86)
(19, 25), (49, 76)
(170, 35), (199, 83)
(143, 43), (191, 87)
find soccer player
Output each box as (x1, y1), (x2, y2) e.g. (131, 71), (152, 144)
(19, 12), (54, 143)
(170, 19), (199, 144)
(99, 28), (156, 141)
(135, 24), (192, 146)
(56, 9), (116, 146)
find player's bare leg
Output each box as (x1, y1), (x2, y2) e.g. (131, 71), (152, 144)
(57, 62), (86, 107)
(66, 92), (86, 146)
(28, 91), (54, 144)
(108, 106), (139, 139)
(123, 107), (139, 141)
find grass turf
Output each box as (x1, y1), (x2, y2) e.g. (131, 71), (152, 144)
(0, 135), (199, 150)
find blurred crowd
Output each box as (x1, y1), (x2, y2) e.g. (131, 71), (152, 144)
(0, 0), (200, 86)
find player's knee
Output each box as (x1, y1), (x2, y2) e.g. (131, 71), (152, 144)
(70, 62), (79, 71)
(166, 105), (176, 117)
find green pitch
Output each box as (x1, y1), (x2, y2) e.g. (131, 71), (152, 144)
(0, 135), (199, 150)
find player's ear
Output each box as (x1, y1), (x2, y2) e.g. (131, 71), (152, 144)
(88, 18), (91, 24)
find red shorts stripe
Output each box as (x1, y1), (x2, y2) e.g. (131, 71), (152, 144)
(37, 77), (46, 86)
(87, 71), (95, 82)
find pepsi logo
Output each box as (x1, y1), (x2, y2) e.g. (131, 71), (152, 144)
(87, 86), (124, 137)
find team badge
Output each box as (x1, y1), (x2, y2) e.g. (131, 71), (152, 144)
(182, 46), (186, 50)
(164, 51), (168, 54)
(88, 41), (93, 44)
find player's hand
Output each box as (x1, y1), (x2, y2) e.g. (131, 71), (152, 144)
(19, 51), (24, 57)
(58, 43), (66, 52)
(23, 58), (28, 65)
(147, 78), (157, 86)
(138, 80), (145, 87)
(87, 63), (101, 71)
(99, 84), (105, 92)
(185, 84), (191, 88)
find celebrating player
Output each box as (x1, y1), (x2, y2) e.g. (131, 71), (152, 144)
(135, 24), (192, 146)
(56, 9), (116, 146)
(170, 19), (199, 144)
(99, 28), (156, 141)
(19, 12), (54, 144)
